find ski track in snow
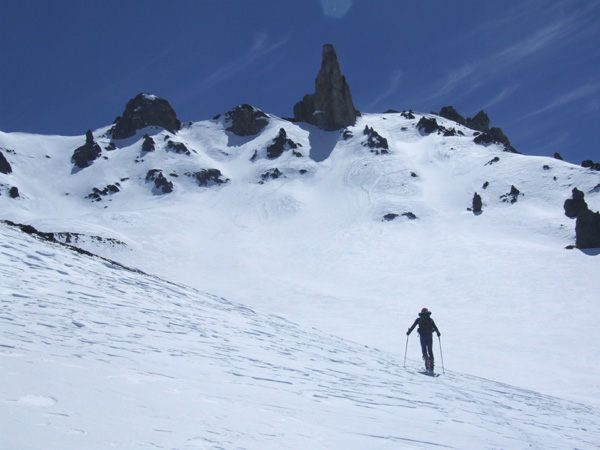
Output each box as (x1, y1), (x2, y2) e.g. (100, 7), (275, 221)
(1, 225), (599, 449)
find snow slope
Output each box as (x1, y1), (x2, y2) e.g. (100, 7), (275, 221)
(2, 108), (600, 448)
(2, 224), (599, 449)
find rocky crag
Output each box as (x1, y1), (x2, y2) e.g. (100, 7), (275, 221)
(293, 44), (359, 131)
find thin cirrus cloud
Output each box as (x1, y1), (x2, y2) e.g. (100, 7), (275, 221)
(417, 8), (591, 107)
(187, 31), (289, 99)
(523, 80), (600, 118)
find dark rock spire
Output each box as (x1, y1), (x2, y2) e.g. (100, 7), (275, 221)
(293, 44), (358, 131)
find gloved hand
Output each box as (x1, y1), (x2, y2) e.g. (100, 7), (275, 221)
(437, 332), (441, 337)
(406, 329), (411, 336)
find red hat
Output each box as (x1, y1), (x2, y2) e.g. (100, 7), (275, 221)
(421, 308), (429, 313)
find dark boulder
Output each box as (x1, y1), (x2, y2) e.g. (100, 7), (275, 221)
(72, 130), (102, 169)
(472, 192), (483, 213)
(416, 117), (441, 134)
(224, 104), (269, 136)
(267, 128), (300, 159)
(293, 44), (358, 131)
(142, 134), (155, 152)
(564, 188), (600, 249)
(188, 169), (229, 187)
(260, 168), (283, 183)
(112, 93), (181, 139)
(9, 186), (20, 198)
(166, 140), (192, 155)
(0, 150), (12, 174)
(582, 160), (600, 171)
(554, 152), (564, 160)
(145, 169), (173, 194)
(500, 185), (521, 204)
(86, 183), (120, 201)
(564, 188), (587, 218)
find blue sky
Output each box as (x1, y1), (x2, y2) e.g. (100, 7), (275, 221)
(1, 0), (599, 164)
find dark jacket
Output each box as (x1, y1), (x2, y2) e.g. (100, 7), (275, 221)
(407, 311), (440, 336)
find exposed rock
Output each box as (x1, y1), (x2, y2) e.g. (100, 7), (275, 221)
(564, 188), (587, 218)
(145, 169), (173, 194)
(472, 192), (483, 213)
(363, 126), (389, 154)
(0, 150), (12, 174)
(260, 168), (283, 183)
(383, 212), (417, 221)
(582, 160), (600, 171)
(71, 130), (102, 169)
(466, 110), (490, 133)
(9, 186), (20, 198)
(187, 169), (229, 187)
(224, 104), (269, 136)
(554, 152), (563, 160)
(500, 185), (521, 204)
(564, 188), (600, 249)
(142, 134), (155, 152)
(293, 44), (358, 131)
(439, 106), (466, 126)
(166, 140), (191, 155)
(474, 127), (518, 153)
(86, 183), (120, 201)
(267, 128), (300, 159)
(401, 110), (415, 120)
(416, 117), (441, 134)
(112, 93), (181, 139)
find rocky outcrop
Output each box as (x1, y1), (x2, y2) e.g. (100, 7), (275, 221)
(363, 126), (389, 154)
(145, 169), (173, 194)
(0, 150), (12, 174)
(564, 188), (600, 249)
(224, 104), (269, 136)
(500, 185), (521, 204)
(293, 44), (358, 131)
(187, 169), (229, 187)
(112, 93), (181, 139)
(466, 110), (490, 133)
(439, 106), (517, 153)
(472, 192), (483, 213)
(72, 130), (102, 169)
(142, 134), (155, 152)
(267, 128), (301, 159)
(582, 160), (600, 171)
(439, 106), (466, 126)
(417, 117), (442, 134)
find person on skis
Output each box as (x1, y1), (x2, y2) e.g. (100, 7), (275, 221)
(407, 308), (441, 370)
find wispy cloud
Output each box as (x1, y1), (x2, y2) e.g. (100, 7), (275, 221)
(192, 31), (289, 96)
(481, 84), (520, 110)
(523, 79), (600, 118)
(366, 70), (402, 111)
(418, 4), (596, 106)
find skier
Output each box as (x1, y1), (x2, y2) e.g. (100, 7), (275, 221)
(407, 308), (441, 371)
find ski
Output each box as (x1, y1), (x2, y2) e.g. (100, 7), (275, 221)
(419, 370), (440, 377)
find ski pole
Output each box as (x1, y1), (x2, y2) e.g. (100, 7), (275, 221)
(438, 335), (445, 374)
(403, 333), (409, 368)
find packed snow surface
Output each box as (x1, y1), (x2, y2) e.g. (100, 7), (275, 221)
(1, 110), (600, 448)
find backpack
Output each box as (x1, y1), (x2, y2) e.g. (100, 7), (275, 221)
(418, 316), (434, 334)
